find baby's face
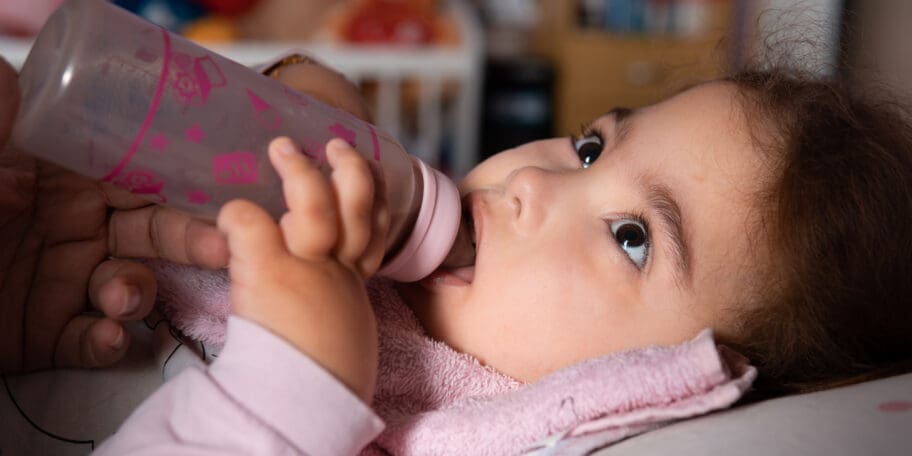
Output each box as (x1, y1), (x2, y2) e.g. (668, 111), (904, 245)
(398, 82), (773, 382)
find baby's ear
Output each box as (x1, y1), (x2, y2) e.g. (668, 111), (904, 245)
(266, 56), (372, 122)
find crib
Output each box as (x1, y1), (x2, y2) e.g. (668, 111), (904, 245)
(0, 0), (485, 179)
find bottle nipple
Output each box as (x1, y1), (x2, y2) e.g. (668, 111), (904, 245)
(440, 210), (475, 268)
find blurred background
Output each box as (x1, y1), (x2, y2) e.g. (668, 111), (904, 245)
(0, 0), (905, 178)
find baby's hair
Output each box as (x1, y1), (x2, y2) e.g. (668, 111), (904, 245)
(720, 66), (912, 398)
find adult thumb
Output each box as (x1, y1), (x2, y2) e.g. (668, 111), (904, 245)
(0, 57), (19, 148)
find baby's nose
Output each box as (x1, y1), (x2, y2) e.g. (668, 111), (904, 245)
(505, 166), (554, 231)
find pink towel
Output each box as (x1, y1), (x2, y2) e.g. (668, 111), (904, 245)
(148, 260), (756, 455)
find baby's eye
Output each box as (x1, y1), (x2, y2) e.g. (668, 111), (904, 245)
(610, 219), (649, 269)
(573, 133), (603, 169)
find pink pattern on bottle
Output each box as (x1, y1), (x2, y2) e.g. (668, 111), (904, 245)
(245, 89), (282, 130)
(187, 189), (211, 205)
(170, 53), (226, 106)
(102, 29), (172, 183)
(878, 400), (912, 412)
(113, 170), (167, 203)
(213, 152), (258, 184)
(369, 126), (381, 161)
(328, 123), (357, 147)
(149, 132), (170, 151)
(185, 124), (206, 143)
(284, 87), (310, 107)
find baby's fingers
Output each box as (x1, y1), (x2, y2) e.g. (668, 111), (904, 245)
(269, 137), (338, 260)
(327, 139), (378, 275)
(358, 152), (390, 277)
(217, 199), (287, 270)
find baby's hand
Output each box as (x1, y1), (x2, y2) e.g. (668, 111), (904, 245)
(217, 137), (389, 403)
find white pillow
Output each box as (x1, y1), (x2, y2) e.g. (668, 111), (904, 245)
(595, 372), (912, 456)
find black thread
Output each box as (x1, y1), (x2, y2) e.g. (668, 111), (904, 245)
(1, 374), (95, 450)
(161, 342), (184, 380)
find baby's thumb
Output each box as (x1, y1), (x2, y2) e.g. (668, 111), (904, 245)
(217, 199), (287, 269)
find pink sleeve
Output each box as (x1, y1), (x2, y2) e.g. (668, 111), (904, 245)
(95, 316), (385, 455)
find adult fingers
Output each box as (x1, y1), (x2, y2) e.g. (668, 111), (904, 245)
(326, 139), (376, 273)
(100, 181), (161, 210)
(88, 259), (157, 321)
(0, 57), (18, 147)
(268, 137), (338, 260)
(108, 205), (229, 269)
(54, 316), (129, 369)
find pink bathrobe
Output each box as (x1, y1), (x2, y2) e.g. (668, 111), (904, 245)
(96, 263), (755, 455)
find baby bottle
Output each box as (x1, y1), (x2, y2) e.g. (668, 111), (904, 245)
(11, 0), (473, 282)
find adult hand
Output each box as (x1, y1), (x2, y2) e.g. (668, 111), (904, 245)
(0, 57), (229, 373)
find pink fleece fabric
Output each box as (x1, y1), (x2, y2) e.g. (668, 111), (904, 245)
(147, 260), (756, 454)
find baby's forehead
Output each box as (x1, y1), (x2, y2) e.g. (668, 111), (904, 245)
(632, 82), (776, 288)
(628, 82), (762, 167)
(651, 81), (745, 120)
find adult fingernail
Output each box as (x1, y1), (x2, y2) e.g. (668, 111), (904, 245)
(110, 327), (125, 350)
(121, 286), (141, 317)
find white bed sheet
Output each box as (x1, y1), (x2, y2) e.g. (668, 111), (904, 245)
(594, 371), (912, 456)
(3, 313), (910, 455)
(0, 310), (216, 455)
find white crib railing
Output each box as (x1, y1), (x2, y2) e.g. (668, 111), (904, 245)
(291, 0), (485, 178)
(0, 0), (485, 179)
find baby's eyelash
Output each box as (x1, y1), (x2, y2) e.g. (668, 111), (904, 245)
(611, 210), (653, 270)
(624, 210), (650, 233)
(572, 122), (604, 144)
(571, 122), (607, 169)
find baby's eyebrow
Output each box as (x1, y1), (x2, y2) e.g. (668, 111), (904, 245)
(643, 181), (692, 290)
(612, 108), (693, 289)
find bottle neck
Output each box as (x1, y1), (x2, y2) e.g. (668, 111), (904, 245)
(376, 157), (462, 282)
(383, 157), (424, 261)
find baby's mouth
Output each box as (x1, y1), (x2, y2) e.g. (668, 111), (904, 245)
(430, 201), (477, 285)
(441, 202), (477, 269)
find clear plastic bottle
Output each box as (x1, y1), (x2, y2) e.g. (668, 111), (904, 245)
(11, 0), (471, 282)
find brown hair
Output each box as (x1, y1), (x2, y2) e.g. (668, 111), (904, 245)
(722, 68), (912, 398)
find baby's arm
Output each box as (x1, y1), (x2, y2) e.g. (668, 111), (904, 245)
(95, 316), (384, 455)
(219, 136), (389, 402)
(95, 138), (389, 455)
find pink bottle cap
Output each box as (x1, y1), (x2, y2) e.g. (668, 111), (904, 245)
(378, 158), (461, 282)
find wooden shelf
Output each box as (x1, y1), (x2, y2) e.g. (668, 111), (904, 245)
(534, 0), (734, 135)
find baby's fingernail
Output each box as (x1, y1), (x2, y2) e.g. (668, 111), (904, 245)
(121, 286), (140, 316)
(275, 139), (297, 157)
(328, 138), (350, 152)
(110, 327), (125, 350)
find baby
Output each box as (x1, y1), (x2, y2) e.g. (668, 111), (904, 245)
(96, 60), (912, 453)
